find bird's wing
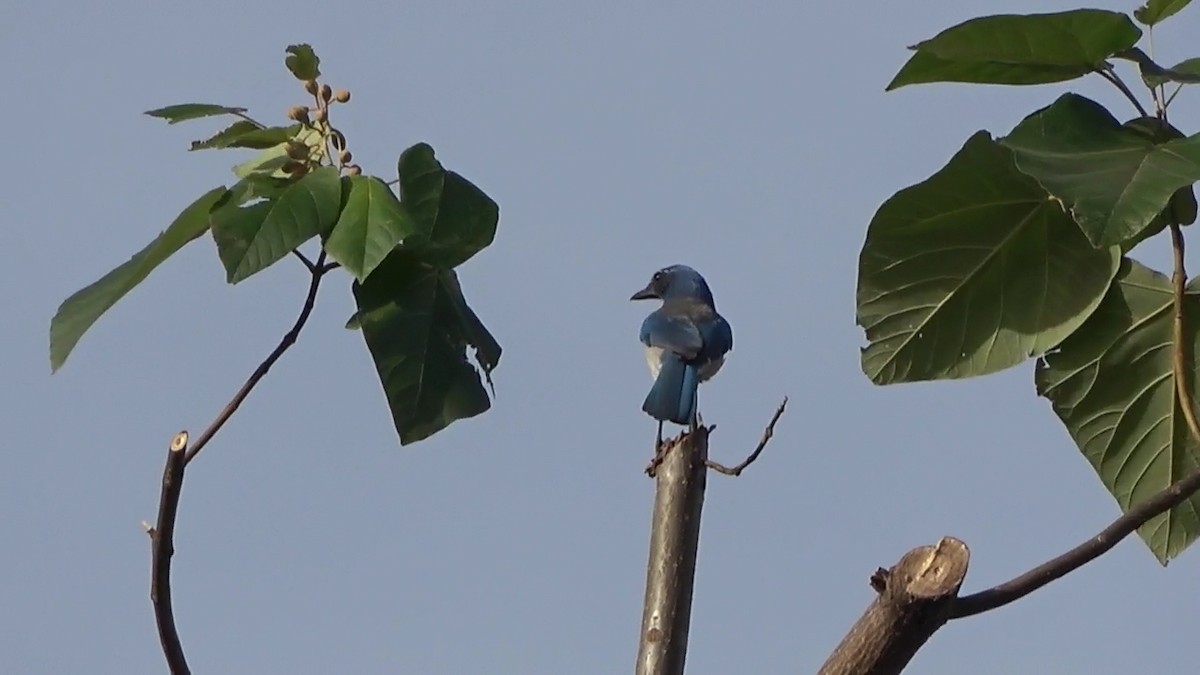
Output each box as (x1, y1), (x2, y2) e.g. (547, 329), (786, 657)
(640, 312), (703, 359)
(699, 313), (733, 357)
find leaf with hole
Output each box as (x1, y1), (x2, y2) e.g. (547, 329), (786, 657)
(353, 249), (501, 445)
(1002, 94), (1200, 246)
(857, 131), (1120, 384)
(211, 166), (341, 283)
(49, 187), (228, 371)
(1037, 259), (1200, 563)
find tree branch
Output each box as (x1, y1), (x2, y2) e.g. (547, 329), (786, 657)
(635, 428), (709, 675)
(147, 432), (192, 675)
(291, 249), (316, 273)
(705, 397), (787, 476)
(818, 538), (970, 675)
(183, 250), (330, 464)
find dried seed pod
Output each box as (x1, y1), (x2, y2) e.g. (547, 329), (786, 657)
(345, 164), (362, 176)
(313, 108), (327, 123)
(333, 89), (351, 103)
(339, 150), (353, 165)
(304, 79), (319, 96)
(287, 106), (310, 123)
(320, 83), (333, 102)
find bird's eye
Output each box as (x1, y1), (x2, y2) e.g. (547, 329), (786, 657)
(652, 272), (664, 282)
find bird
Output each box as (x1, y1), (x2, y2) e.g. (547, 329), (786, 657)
(631, 264), (733, 448)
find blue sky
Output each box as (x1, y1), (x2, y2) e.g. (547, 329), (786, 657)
(4, 1), (1196, 673)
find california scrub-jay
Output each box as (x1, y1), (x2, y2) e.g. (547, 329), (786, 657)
(631, 265), (733, 446)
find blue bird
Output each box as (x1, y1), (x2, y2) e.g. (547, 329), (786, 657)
(631, 265), (733, 446)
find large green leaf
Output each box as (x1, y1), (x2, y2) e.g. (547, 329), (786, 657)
(888, 10), (1141, 90)
(888, 51), (1088, 90)
(353, 249), (501, 445)
(211, 166), (341, 283)
(49, 186), (228, 371)
(858, 131), (1120, 384)
(144, 103), (248, 124)
(1002, 94), (1200, 247)
(1036, 259), (1200, 563)
(325, 176), (416, 281)
(1134, 0), (1192, 25)
(396, 143), (499, 268)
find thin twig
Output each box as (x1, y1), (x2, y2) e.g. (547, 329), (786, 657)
(705, 397), (788, 476)
(950, 223), (1200, 619)
(319, 261), (341, 274)
(230, 111), (266, 129)
(1169, 224), (1200, 440)
(183, 250), (330, 464)
(1097, 68), (1149, 117)
(149, 432), (192, 675)
(292, 249), (316, 273)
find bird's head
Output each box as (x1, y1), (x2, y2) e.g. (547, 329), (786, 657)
(630, 264), (715, 305)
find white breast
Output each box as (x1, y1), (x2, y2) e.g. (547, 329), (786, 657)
(643, 346), (664, 380)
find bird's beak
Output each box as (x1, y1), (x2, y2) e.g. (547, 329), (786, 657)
(630, 284), (658, 301)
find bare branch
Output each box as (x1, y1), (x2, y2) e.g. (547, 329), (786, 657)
(291, 249), (316, 273)
(184, 251), (330, 464)
(950, 223), (1200, 619)
(705, 397), (787, 476)
(636, 428), (709, 675)
(149, 432), (192, 675)
(819, 538), (970, 675)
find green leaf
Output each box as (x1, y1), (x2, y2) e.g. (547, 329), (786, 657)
(1002, 94), (1200, 246)
(190, 121), (262, 150)
(224, 125), (302, 150)
(325, 176), (416, 281)
(1134, 0), (1192, 25)
(888, 10), (1141, 89)
(191, 123), (302, 153)
(144, 103), (248, 124)
(397, 143), (499, 268)
(49, 187), (228, 371)
(1036, 259), (1200, 563)
(233, 143), (293, 179)
(232, 126), (322, 178)
(1115, 48), (1200, 87)
(352, 250), (501, 445)
(857, 131), (1120, 384)
(211, 167), (342, 283)
(284, 44), (320, 81)
(888, 50), (1089, 90)
(1142, 56), (1200, 87)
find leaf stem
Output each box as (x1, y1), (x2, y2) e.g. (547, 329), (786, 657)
(1169, 224), (1200, 440)
(231, 111), (267, 129)
(1097, 68), (1149, 117)
(183, 250), (330, 464)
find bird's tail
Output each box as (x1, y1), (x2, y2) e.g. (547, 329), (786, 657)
(642, 354), (699, 425)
